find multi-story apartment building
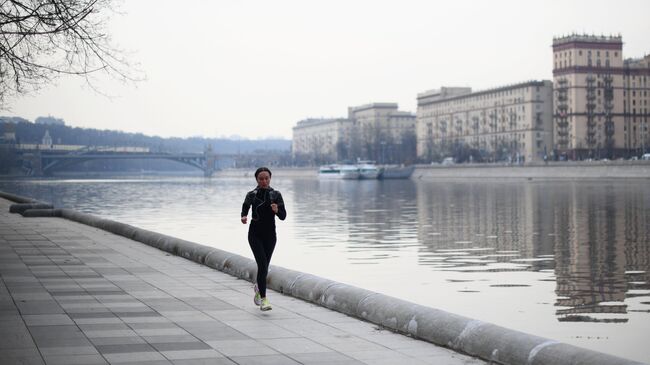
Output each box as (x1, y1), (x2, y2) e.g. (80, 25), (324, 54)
(347, 103), (417, 163)
(291, 118), (353, 164)
(416, 81), (554, 162)
(292, 103), (416, 164)
(552, 34), (650, 159)
(623, 55), (650, 155)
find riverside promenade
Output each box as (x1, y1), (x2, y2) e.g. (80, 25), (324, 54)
(0, 197), (485, 365)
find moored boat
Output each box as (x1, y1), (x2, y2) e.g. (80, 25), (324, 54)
(318, 164), (360, 179)
(356, 160), (381, 179)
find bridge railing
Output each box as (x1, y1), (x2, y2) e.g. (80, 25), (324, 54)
(15, 144), (150, 153)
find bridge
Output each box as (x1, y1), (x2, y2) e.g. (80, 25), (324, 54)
(14, 145), (221, 177)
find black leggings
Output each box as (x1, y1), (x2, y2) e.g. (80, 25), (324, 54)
(248, 230), (276, 298)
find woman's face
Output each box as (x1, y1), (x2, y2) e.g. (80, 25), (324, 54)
(256, 171), (271, 188)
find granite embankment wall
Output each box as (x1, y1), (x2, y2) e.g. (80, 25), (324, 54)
(214, 162), (650, 180)
(412, 161), (650, 180)
(1, 191), (645, 365)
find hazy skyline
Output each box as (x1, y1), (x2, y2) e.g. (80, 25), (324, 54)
(4, 0), (650, 139)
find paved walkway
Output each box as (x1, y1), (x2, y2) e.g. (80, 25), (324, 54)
(0, 198), (485, 365)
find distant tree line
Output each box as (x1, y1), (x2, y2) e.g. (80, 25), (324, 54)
(0, 120), (292, 174)
(1, 119), (291, 154)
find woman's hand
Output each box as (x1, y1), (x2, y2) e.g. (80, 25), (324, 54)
(270, 203), (278, 214)
(241, 216), (248, 224)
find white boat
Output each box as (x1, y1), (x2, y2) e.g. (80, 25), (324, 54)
(356, 161), (381, 179)
(318, 164), (360, 179)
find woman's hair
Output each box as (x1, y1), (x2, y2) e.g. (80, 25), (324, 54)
(254, 167), (272, 179)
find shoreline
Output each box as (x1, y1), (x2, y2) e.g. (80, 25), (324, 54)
(215, 163), (650, 180)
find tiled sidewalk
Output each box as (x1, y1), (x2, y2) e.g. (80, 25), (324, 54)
(0, 198), (485, 365)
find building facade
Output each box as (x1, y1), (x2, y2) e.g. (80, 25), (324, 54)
(292, 103), (416, 164)
(416, 82), (554, 163)
(347, 103), (417, 163)
(291, 118), (353, 164)
(552, 34), (650, 159)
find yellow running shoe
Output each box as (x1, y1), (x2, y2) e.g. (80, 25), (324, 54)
(260, 297), (272, 311)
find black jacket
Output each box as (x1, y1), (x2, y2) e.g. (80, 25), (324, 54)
(241, 187), (287, 231)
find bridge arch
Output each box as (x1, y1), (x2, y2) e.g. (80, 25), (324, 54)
(26, 151), (218, 177)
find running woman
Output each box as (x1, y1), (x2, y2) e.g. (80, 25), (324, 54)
(240, 167), (286, 311)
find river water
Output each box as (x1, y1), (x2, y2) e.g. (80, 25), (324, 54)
(0, 176), (648, 363)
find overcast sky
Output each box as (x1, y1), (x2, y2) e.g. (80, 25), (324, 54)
(4, 0), (650, 139)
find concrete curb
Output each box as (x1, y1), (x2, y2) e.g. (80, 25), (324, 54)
(0, 191), (41, 204)
(10, 203), (54, 215)
(1, 191), (644, 365)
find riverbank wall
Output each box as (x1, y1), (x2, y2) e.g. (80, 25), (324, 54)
(213, 162), (650, 180)
(412, 161), (650, 180)
(1, 191), (644, 365)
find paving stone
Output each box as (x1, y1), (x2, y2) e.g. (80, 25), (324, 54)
(161, 349), (223, 360)
(79, 323), (131, 331)
(222, 321), (298, 340)
(133, 328), (190, 337)
(143, 335), (203, 344)
(15, 300), (65, 314)
(229, 354), (301, 365)
(29, 325), (87, 341)
(96, 343), (157, 354)
(120, 316), (171, 324)
(40, 345), (99, 356)
(0, 348), (43, 364)
(206, 340), (278, 357)
(103, 351), (167, 363)
(74, 317), (124, 325)
(23, 314), (75, 326)
(83, 329), (140, 338)
(171, 358), (237, 365)
(287, 352), (364, 365)
(126, 320), (177, 329)
(260, 338), (332, 354)
(145, 341), (207, 351)
(90, 337), (148, 346)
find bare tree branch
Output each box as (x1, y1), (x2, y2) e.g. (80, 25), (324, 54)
(0, 0), (141, 108)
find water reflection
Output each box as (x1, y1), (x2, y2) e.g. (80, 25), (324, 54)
(550, 183), (650, 323)
(413, 180), (650, 324)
